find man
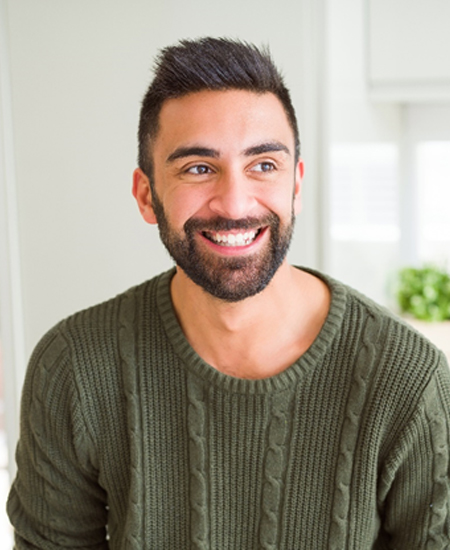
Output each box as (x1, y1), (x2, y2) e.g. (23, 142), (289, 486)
(7, 37), (450, 548)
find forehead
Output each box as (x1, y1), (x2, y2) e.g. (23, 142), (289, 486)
(153, 90), (295, 158)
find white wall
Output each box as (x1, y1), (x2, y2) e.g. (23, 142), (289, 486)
(3, 0), (324, 362)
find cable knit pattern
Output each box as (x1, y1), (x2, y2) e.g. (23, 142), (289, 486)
(426, 376), (450, 548)
(329, 311), (381, 548)
(117, 288), (142, 549)
(7, 267), (450, 549)
(260, 390), (293, 549)
(187, 375), (210, 550)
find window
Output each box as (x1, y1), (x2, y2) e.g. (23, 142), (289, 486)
(330, 143), (399, 242)
(328, 143), (400, 305)
(416, 141), (450, 267)
(328, 111), (450, 308)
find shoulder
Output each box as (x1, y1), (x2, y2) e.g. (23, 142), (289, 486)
(303, 267), (446, 412)
(312, 267), (443, 374)
(24, 270), (173, 400)
(343, 279), (443, 379)
(44, 269), (174, 353)
(321, 271), (450, 447)
(20, 271), (174, 453)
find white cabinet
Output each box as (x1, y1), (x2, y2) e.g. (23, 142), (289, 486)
(368, 0), (450, 101)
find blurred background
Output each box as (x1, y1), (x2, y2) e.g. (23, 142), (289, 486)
(1, 0), (449, 543)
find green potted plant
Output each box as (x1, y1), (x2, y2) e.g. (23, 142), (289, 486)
(397, 265), (450, 322)
(396, 265), (450, 361)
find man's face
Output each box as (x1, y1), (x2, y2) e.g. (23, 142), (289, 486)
(134, 90), (303, 302)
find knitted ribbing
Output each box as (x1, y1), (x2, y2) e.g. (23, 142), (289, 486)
(158, 268), (348, 395)
(7, 267), (450, 549)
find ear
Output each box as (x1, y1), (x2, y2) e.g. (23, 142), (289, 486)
(293, 158), (304, 215)
(132, 168), (158, 224)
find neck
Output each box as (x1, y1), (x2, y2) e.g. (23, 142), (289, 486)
(172, 260), (294, 330)
(170, 262), (330, 379)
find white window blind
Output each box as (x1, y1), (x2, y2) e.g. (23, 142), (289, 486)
(416, 141), (450, 267)
(330, 143), (399, 242)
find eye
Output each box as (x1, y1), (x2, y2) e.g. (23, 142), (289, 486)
(186, 164), (213, 175)
(251, 161), (276, 173)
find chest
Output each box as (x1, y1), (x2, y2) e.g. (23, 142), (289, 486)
(102, 371), (382, 549)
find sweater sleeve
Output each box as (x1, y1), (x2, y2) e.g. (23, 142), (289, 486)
(7, 326), (109, 549)
(378, 353), (450, 549)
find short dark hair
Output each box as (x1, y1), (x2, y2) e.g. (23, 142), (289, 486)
(138, 37), (300, 180)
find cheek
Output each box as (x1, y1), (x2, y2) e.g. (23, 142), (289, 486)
(165, 188), (209, 227)
(257, 187), (295, 216)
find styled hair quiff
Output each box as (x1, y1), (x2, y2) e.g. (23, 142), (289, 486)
(138, 37), (300, 180)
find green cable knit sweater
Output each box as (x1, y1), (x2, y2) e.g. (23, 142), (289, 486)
(7, 268), (450, 549)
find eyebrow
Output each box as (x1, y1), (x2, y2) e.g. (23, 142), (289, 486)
(166, 146), (219, 164)
(165, 140), (291, 164)
(243, 141), (291, 157)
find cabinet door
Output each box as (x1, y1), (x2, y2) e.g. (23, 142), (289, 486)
(368, 0), (450, 101)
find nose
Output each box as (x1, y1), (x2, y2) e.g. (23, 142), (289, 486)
(208, 169), (257, 219)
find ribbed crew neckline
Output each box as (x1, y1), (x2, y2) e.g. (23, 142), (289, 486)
(156, 266), (348, 394)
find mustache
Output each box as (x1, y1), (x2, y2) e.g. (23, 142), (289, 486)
(184, 214), (278, 234)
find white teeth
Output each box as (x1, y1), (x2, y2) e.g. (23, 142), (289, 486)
(208, 230), (257, 246)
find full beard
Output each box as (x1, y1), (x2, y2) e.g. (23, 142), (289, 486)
(151, 191), (295, 302)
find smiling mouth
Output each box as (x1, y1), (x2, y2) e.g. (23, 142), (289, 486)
(202, 228), (262, 247)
